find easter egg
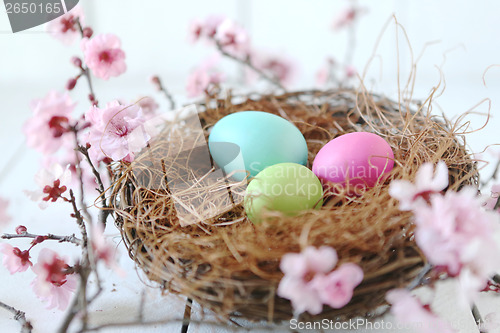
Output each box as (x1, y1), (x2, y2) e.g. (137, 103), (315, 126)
(312, 132), (394, 194)
(244, 163), (323, 224)
(208, 111), (308, 181)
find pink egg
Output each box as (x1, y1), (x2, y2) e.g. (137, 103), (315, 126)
(312, 132), (394, 194)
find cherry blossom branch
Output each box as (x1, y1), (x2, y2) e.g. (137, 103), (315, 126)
(58, 189), (92, 333)
(0, 301), (33, 333)
(75, 19), (98, 106)
(471, 303), (485, 332)
(76, 145), (110, 228)
(1, 232), (81, 246)
(214, 42), (286, 91)
(151, 76), (176, 110)
(181, 298), (192, 333)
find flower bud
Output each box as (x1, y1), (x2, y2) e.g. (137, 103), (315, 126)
(15, 225), (27, 234)
(82, 27), (93, 38)
(71, 56), (82, 68)
(66, 78), (78, 90)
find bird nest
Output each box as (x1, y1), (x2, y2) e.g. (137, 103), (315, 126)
(109, 88), (477, 323)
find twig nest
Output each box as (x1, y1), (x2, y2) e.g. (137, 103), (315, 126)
(110, 89), (476, 323)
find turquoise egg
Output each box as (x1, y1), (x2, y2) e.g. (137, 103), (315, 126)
(208, 111), (308, 181)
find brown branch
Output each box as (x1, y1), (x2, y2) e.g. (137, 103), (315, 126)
(151, 76), (176, 110)
(0, 301), (33, 333)
(214, 42), (286, 91)
(472, 303), (486, 332)
(1, 232), (81, 246)
(181, 298), (192, 333)
(75, 19), (98, 106)
(76, 145), (110, 228)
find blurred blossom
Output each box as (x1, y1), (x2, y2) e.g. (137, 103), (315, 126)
(25, 163), (72, 208)
(389, 161), (449, 211)
(311, 263), (363, 309)
(189, 15), (225, 42)
(413, 186), (500, 281)
(85, 101), (151, 162)
(0, 197), (12, 228)
(215, 18), (250, 57)
(316, 57), (336, 86)
(249, 51), (297, 87)
(134, 96), (159, 119)
(277, 246), (338, 315)
(485, 184), (500, 212)
(332, 6), (366, 31)
(386, 289), (456, 333)
(31, 249), (77, 311)
(91, 223), (123, 275)
(0, 243), (32, 274)
(186, 56), (225, 98)
(24, 91), (75, 155)
(81, 34), (126, 80)
(46, 5), (84, 45)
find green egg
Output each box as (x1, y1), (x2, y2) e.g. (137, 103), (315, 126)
(244, 163), (323, 224)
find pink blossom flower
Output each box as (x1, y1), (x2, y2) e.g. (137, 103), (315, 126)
(386, 289), (455, 333)
(46, 5), (84, 45)
(344, 65), (357, 78)
(0, 197), (12, 228)
(90, 223), (122, 274)
(23, 91), (75, 155)
(389, 161), (449, 210)
(413, 187), (500, 277)
(85, 101), (151, 162)
(277, 246), (338, 315)
(214, 18), (250, 57)
(332, 7), (367, 31)
(186, 56), (225, 98)
(25, 163), (72, 208)
(249, 51), (297, 87)
(188, 19), (204, 43)
(134, 96), (159, 119)
(189, 15), (225, 42)
(0, 243), (32, 274)
(311, 263), (363, 309)
(316, 58), (337, 86)
(485, 184), (500, 212)
(31, 249), (77, 311)
(81, 34), (126, 80)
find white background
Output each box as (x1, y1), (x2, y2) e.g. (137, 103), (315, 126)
(1, 0), (500, 332)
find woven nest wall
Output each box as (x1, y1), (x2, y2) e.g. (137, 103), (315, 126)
(110, 89), (477, 323)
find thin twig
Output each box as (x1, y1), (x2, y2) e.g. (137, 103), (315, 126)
(406, 263), (432, 290)
(58, 190), (92, 333)
(1, 232), (81, 246)
(181, 298), (192, 333)
(75, 20), (98, 106)
(494, 196), (500, 210)
(0, 301), (33, 333)
(71, 129), (92, 222)
(215, 42), (286, 91)
(77, 145), (110, 228)
(471, 303), (485, 332)
(152, 76), (176, 110)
